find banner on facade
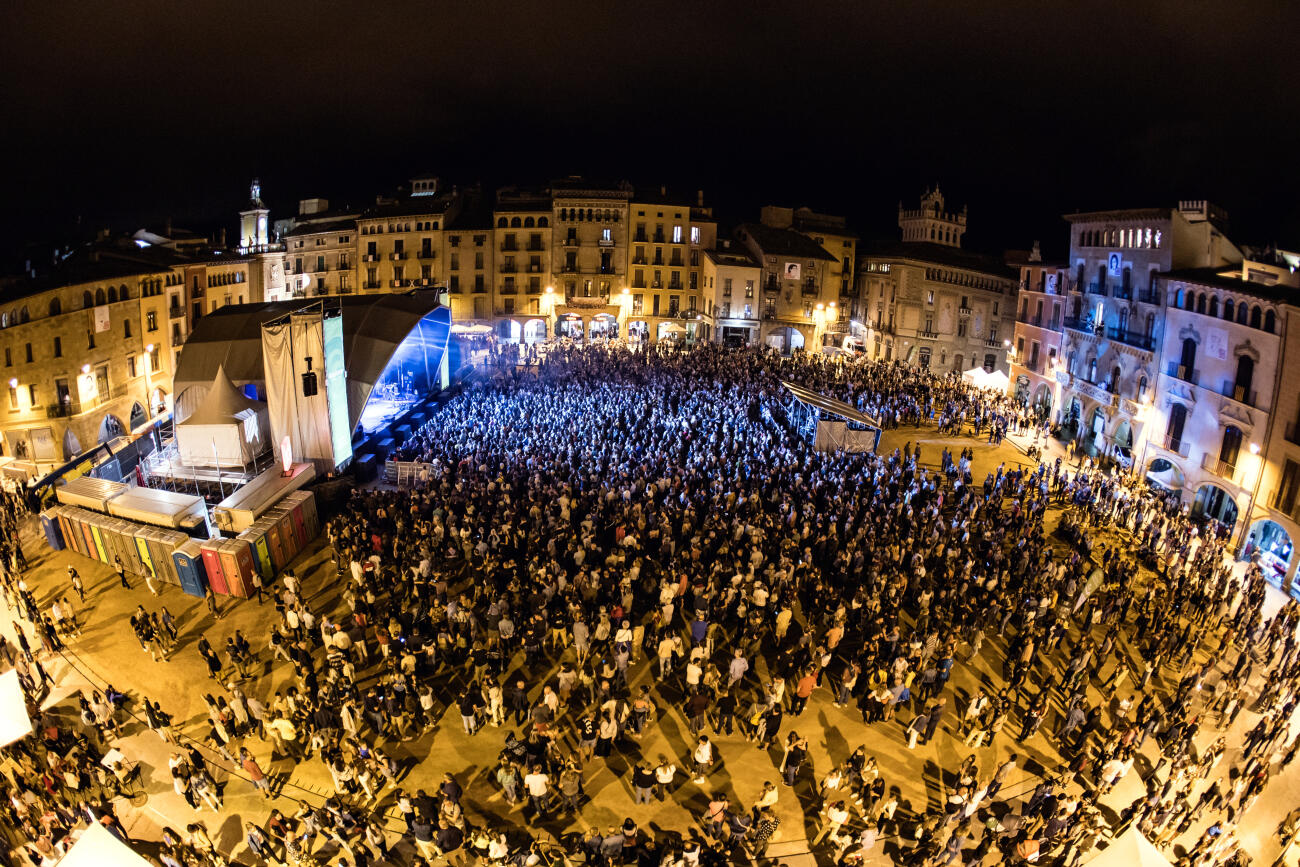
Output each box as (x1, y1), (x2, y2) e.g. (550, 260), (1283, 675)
(93, 306), (111, 333)
(1107, 253), (1123, 278)
(1205, 327), (1228, 361)
(783, 262), (801, 281)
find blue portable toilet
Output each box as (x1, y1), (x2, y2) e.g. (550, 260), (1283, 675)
(40, 509), (65, 551)
(171, 539), (209, 599)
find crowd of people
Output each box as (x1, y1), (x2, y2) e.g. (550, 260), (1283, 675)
(1, 343), (1297, 867)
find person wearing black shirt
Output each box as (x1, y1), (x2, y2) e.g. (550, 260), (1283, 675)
(632, 763), (655, 804)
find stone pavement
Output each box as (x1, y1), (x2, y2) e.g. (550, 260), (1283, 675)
(7, 426), (1300, 866)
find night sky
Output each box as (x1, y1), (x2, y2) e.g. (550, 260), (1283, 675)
(4, 1), (1297, 265)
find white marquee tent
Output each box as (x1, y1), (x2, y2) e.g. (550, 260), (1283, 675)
(57, 820), (152, 867)
(1084, 827), (1171, 867)
(175, 365), (270, 468)
(962, 366), (1010, 393)
(0, 669), (32, 748)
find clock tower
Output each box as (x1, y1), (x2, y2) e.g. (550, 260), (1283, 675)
(238, 178), (270, 252)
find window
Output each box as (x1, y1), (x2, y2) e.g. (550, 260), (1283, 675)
(146, 311), (158, 332)
(6, 385), (15, 409)
(128, 356), (136, 378)
(723, 278), (732, 297)
(745, 281), (754, 298)
(601, 228), (612, 242)
(52, 336), (61, 358)
(3, 347), (8, 366)
(957, 321), (966, 337)
(690, 226), (700, 245)
(87, 331), (94, 350)
(123, 319), (131, 338)
(672, 226), (682, 243)
(984, 354), (996, 372)
(926, 290), (934, 304)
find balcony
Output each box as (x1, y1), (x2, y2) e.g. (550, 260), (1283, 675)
(1112, 286), (1132, 301)
(800, 283), (819, 296)
(561, 264), (578, 273)
(527, 241), (544, 251)
(499, 284), (517, 295)
(597, 238), (614, 248)
(390, 251), (407, 261)
(417, 251), (436, 260)
(389, 279), (412, 288)
(667, 281), (683, 291)
(1159, 435), (1190, 458)
(47, 401), (82, 419)
(764, 281), (780, 294)
(1017, 313), (1042, 327)
(1165, 362), (1199, 386)
(918, 328), (939, 339)
(652, 233), (666, 244)
(651, 281), (663, 289)
(985, 336), (1002, 347)
(1201, 454), (1239, 484)
(600, 266), (616, 275)
(168, 306), (184, 319)
(338, 261), (351, 271)
(1106, 327), (1156, 351)
(563, 237), (580, 247)
(632, 256), (647, 265)
(669, 257), (684, 268)
(364, 281), (381, 290)
(363, 254), (381, 263)
(1087, 282), (1108, 296)
(959, 305), (973, 316)
(500, 242), (518, 252)
(526, 285), (543, 295)
(472, 285), (487, 294)
(499, 264), (517, 273)
(1136, 290), (1161, 305)
(1219, 380), (1257, 407)
(1270, 489), (1300, 521)
(1286, 422), (1300, 446)
(527, 264), (542, 273)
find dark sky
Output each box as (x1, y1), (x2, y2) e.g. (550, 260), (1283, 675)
(4, 1), (1297, 266)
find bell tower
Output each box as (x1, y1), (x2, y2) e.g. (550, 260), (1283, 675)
(238, 178), (270, 252)
(898, 185), (967, 247)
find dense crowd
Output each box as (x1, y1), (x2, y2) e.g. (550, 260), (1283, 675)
(2, 344), (1297, 867)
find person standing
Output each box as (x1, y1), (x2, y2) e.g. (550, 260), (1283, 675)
(632, 763), (655, 805)
(692, 735), (715, 785)
(114, 556), (131, 590)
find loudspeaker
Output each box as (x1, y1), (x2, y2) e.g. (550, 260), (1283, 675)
(301, 371), (318, 396)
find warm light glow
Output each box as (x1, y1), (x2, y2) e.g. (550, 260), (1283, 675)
(145, 343), (155, 352)
(81, 364), (91, 374)
(1003, 339), (1011, 347)
(1250, 442), (1261, 455)
(545, 285), (554, 294)
(281, 435), (293, 472)
(7, 378), (16, 389)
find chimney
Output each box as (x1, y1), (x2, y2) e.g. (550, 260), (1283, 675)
(697, 189), (704, 208)
(218, 228), (227, 248)
(660, 185), (667, 196)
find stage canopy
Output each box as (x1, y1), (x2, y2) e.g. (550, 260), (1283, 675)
(782, 381), (881, 428)
(0, 669), (33, 748)
(1085, 827), (1171, 867)
(57, 820), (153, 867)
(962, 366), (1010, 392)
(175, 364), (270, 467)
(174, 294), (451, 434)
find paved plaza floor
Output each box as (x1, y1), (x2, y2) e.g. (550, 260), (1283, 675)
(6, 425), (1300, 866)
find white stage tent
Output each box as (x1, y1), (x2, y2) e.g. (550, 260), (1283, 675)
(962, 366), (1010, 393)
(57, 820), (152, 867)
(0, 669), (32, 748)
(1085, 827), (1171, 867)
(175, 365), (269, 468)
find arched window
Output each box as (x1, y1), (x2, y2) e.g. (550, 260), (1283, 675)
(1237, 303), (1248, 325)
(95, 288), (106, 305)
(1109, 365), (1121, 394)
(1224, 298), (1234, 321)
(497, 217), (507, 228)
(120, 284), (129, 300)
(83, 291), (93, 309)
(1250, 306), (1262, 329)
(48, 298), (61, 316)
(1208, 296), (1218, 317)
(1174, 287), (1184, 308)
(538, 217), (548, 227)
(1235, 354), (1254, 400)
(1138, 375), (1149, 400)
(1183, 290), (1194, 311)
(107, 286), (117, 303)
(524, 217), (534, 227)
(19, 307), (29, 324)
(1180, 337), (1197, 375)
(511, 217), (521, 228)
(1195, 293), (1206, 314)
(1265, 309), (1276, 333)
(1166, 402), (1187, 447)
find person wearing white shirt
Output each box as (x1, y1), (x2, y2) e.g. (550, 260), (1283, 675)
(692, 736), (714, 784)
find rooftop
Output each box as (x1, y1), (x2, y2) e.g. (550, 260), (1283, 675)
(1160, 266), (1299, 304)
(860, 240), (1018, 280)
(736, 223), (837, 262)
